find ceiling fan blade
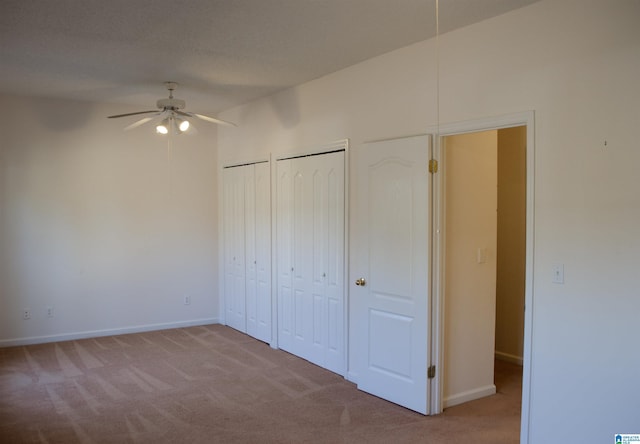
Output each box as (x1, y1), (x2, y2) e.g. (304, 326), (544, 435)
(174, 110), (192, 118)
(107, 110), (158, 119)
(191, 112), (237, 127)
(123, 116), (154, 131)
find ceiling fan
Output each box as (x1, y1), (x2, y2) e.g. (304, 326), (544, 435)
(107, 82), (236, 134)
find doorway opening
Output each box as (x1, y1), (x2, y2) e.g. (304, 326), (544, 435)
(441, 125), (526, 409)
(430, 113), (534, 442)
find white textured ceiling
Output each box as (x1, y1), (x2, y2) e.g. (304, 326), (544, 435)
(0, 0), (540, 114)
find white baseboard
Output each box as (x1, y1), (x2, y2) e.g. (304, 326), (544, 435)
(0, 318), (219, 347)
(443, 384), (497, 408)
(495, 350), (523, 366)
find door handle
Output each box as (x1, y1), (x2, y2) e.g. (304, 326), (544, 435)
(355, 278), (366, 286)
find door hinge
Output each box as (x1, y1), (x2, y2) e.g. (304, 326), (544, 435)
(428, 365), (436, 379)
(428, 159), (438, 174)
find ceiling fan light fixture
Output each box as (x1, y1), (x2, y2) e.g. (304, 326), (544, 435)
(156, 119), (169, 135)
(177, 118), (190, 132)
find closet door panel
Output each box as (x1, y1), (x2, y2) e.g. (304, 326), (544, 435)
(325, 153), (345, 372)
(223, 166), (246, 333)
(276, 160), (294, 351)
(244, 165), (258, 338)
(254, 162), (272, 343)
(231, 168), (247, 332)
(292, 166), (312, 359)
(223, 168), (236, 329)
(310, 166), (327, 363)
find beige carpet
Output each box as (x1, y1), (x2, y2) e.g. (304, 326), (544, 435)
(0, 325), (521, 443)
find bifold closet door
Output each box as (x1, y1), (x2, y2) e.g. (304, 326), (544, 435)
(276, 151), (345, 374)
(223, 166), (247, 333)
(246, 162), (271, 343)
(223, 163), (271, 342)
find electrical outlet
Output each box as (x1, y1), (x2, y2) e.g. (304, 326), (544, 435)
(184, 295), (191, 305)
(23, 309), (31, 320)
(47, 307), (54, 318)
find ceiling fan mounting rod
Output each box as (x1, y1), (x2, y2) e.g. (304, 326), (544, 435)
(164, 81), (178, 99)
(157, 81), (185, 110)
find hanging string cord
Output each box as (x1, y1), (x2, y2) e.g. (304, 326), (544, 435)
(436, 0), (440, 138)
(167, 130), (174, 197)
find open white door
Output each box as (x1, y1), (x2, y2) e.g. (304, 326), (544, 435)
(354, 134), (431, 414)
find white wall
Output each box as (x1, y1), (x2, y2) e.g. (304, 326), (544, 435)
(0, 94), (219, 345)
(443, 130), (497, 407)
(218, 0), (640, 441)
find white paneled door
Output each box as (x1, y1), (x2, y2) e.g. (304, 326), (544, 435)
(222, 162), (271, 343)
(353, 135), (431, 414)
(246, 162), (271, 343)
(277, 150), (345, 374)
(223, 165), (246, 333)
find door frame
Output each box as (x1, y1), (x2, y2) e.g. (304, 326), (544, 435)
(430, 111), (534, 444)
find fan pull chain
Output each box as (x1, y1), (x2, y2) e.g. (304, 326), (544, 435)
(167, 133), (174, 198)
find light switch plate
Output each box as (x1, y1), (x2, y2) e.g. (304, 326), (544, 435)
(552, 264), (564, 284)
(477, 248), (487, 264)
